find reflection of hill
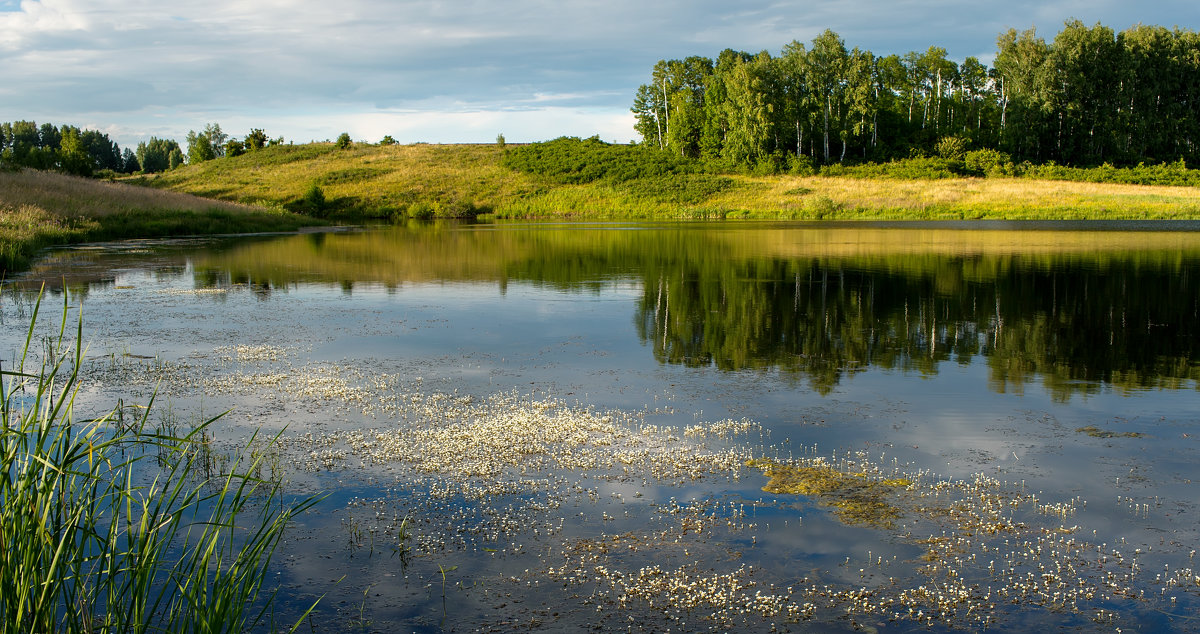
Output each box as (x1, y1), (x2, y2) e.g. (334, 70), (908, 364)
(184, 222), (1200, 398)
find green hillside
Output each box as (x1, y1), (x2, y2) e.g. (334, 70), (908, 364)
(141, 140), (1200, 222)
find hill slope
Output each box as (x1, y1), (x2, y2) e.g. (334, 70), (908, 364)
(144, 142), (1200, 222)
(1, 168), (316, 273)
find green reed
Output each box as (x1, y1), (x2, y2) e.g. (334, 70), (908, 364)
(0, 292), (321, 633)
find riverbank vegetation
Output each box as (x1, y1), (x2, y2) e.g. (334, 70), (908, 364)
(0, 294), (319, 631)
(0, 168), (317, 274)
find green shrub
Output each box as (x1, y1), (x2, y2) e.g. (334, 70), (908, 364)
(1022, 159), (1200, 186)
(335, 133), (352, 150)
(408, 201), (435, 220)
(964, 149), (1012, 176)
(935, 136), (970, 161)
(501, 136), (696, 184)
(296, 183), (327, 217)
(820, 157), (963, 180)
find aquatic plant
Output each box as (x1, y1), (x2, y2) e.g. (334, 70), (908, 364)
(0, 292), (321, 632)
(746, 458), (911, 527)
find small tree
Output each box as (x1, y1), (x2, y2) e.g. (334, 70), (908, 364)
(244, 128), (269, 150)
(336, 132), (352, 149)
(496, 133), (506, 148)
(224, 139), (246, 158)
(380, 135), (397, 145)
(300, 183), (327, 216)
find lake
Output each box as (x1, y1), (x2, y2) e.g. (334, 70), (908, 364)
(5, 220), (1200, 631)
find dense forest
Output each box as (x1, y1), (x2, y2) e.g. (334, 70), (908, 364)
(632, 21), (1200, 170)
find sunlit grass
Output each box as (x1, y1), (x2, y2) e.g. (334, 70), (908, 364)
(714, 175), (1200, 219)
(0, 168), (318, 273)
(144, 143), (1200, 222)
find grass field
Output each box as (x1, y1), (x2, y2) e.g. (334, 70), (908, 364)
(0, 168), (319, 274)
(142, 143), (1200, 222)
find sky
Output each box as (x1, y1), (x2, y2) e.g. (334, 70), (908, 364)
(1, 0), (1197, 150)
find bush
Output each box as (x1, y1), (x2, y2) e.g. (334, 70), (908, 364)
(964, 149), (1012, 176)
(407, 201), (435, 220)
(787, 154), (815, 176)
(501, 136), (696, 184)
(935, 136), (970, 161)
(1022, 159), (1200, 186)
(335, 132), (352, 149)
(820, 157), (963, 180)
(297, 183), (327, 216)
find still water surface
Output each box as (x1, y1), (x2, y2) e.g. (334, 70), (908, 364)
(6, 221), (1200, 631)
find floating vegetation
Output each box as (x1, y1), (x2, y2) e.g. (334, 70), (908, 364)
(746, 457), (910, 527)
(214, 344), (289, 363)
(1076, 425), (1145, 438)
(157, 287), (228, 295)
(73, 337), (1200, 631)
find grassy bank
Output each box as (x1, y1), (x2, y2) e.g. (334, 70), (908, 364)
(140, 142), (1200, 222)
(0, 168), (320, 274)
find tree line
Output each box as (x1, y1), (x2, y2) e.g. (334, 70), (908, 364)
(0, 120), (285, 177)
(0, 121), (128, 177)
(632, 21), (1200, 170)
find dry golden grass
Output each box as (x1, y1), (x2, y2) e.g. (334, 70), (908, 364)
(719, 175), (1200, 219)
(0, 168), (317, 273)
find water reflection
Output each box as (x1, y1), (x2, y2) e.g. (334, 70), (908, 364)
(20, 221), (1200, 399)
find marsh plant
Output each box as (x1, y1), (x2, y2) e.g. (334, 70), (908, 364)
(0, 294), (321, 633)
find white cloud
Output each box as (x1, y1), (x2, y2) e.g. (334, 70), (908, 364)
(1, 0), (1196, 148)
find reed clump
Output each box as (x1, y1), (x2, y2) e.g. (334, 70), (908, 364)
(0, 293), (320, 633)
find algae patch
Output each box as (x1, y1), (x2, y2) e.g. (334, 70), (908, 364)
(746, 458), (911, 527)
(1075, 425), (1144, 439)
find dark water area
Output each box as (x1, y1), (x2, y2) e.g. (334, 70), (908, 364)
(5, 220), (1200, 631)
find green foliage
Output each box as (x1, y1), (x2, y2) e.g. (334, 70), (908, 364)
(224, 139), (245, 158)
(1022, 160), (1200, 186)
(244, 128), (269, 151)
(495, 133), (506, 148)
(501, 136), (696, 184)
(820, 157), (964, 180)
(634, 23), (1200, 171)
(379, 135), (397, 146)
(186, 123), (227, 164)
(336, 133), (353, 150)
(0, 295), (322, 632)
(935, 136), (969, 161)
(0, 120), (123, 176)
(297, 183), (328, 216)
(963, 149), (1013, 176)
(136, 137), (182, 174)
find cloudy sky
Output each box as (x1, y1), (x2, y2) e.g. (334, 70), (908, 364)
(1, 0), (1196, 149)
